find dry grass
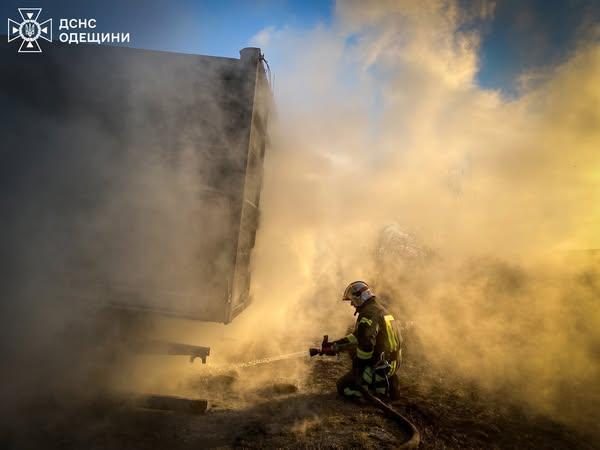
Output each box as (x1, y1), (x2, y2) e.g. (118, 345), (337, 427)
(1, 355), (596, 449)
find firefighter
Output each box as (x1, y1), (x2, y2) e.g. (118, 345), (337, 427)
(331, 281), (402, 399)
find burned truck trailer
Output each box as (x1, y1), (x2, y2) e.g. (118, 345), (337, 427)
(0, 43), (271, 324)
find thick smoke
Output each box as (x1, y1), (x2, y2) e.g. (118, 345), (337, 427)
(1, 0), (598, 438)
(0, 45), (254, 419)
(232, 0), (600, 432)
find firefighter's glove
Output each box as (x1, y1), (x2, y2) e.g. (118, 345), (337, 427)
(321, 342), (338, 356)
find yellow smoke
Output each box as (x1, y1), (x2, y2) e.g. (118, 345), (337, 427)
(233, 0), (600, 430)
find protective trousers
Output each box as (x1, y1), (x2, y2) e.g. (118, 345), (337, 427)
(337, 364), (399, 398)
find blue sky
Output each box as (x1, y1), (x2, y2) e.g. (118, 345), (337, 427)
(476, 0), (600, 93)
(2, 0), (598, 95)
(2, 0), (333, 57)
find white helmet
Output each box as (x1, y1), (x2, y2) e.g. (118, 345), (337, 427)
(342, 281), (375, 308)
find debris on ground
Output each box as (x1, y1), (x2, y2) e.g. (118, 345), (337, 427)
(1, 356), (596, 449)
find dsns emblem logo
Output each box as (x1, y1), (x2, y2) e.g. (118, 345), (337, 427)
(8, 8), (52, 53)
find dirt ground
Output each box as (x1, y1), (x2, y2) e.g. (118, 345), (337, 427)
(2, 352), (597, 450)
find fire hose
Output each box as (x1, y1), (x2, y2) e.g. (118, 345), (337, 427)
(310, 335), (420, 449)
(208, 336), (420, 447)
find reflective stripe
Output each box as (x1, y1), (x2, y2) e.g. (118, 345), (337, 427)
(356, 347), (374, 359)
(343, 387), (362, 397)
(359, 317), (373, 326)
(383, 314), (399, 352)
(345, 333), (358, 345)
(362, 367), (373, 384)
